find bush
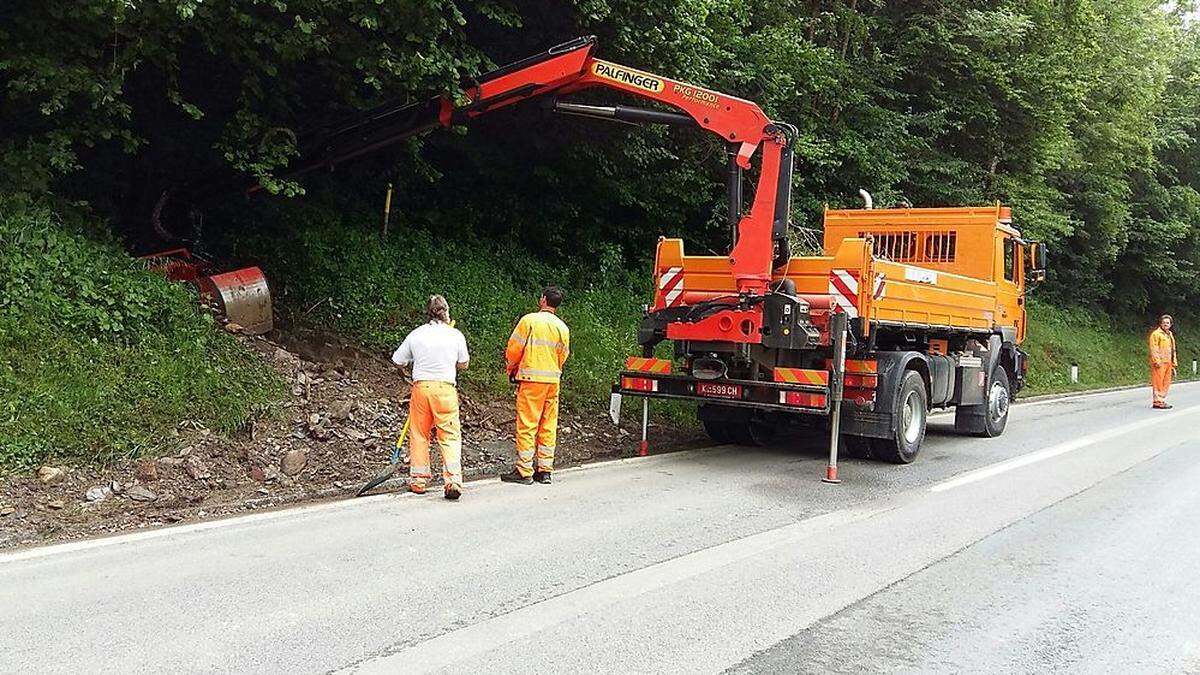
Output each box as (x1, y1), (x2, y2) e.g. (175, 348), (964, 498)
(1023, 299), (1200, 394)
(236, 203), (650, 402)
(0, 198), (282, 471)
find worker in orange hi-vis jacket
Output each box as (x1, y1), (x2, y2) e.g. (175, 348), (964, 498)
(1149, 314), (1177, 410)
(391, 295), (470, 499)
(500, 287), (570, 485)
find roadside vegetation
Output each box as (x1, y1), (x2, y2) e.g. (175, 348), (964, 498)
(0, 199), (282, 473)
(232, 201), (648, 403)
(243, 202), (1197, 403)
(2, 3), (1200, 470)
(1024, 300), (1199, 394)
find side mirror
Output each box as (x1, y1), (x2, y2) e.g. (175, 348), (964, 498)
(1028, 241), (1048, 283)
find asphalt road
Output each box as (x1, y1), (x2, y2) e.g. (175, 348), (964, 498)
(3, 383), (1199, 674)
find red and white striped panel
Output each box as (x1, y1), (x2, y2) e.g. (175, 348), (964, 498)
(872, 272), (886, 300)
(659, 266), (684, 307)
(828, 269), (859, 318)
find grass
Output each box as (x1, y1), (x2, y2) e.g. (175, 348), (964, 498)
(233, 202), (651, 404)
(239, 202), (1192, 409)
(0, 198), (284, 472)
(1023, 299), (1199, 395)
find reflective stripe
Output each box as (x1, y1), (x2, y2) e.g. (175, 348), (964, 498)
(518, 367), (561, 379)
(509, 333), (528, 346)
(528, 338), (566, 350)
(536, 445), (556, 453)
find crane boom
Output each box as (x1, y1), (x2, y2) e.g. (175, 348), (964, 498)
(274, 35), (795, 295)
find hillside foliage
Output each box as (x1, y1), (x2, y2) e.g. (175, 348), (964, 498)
(3, 1), (1199, 317)
(0, 199), (281, 471)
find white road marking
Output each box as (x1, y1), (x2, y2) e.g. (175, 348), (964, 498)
(930, 403), (1200, 493)
(3, 382), (1194, 563)
(343, 507), (876, 674)
(0, 452), (681, 564)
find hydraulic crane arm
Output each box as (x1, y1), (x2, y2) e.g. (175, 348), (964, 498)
(274, 35), (795, 294)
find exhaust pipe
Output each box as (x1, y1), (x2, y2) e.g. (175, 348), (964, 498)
(858, 189), (874, 209)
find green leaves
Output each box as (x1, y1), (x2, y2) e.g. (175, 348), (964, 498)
(0, 199), (283, 472)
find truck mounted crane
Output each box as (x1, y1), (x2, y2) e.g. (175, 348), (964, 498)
(232, 35), (1047, 465)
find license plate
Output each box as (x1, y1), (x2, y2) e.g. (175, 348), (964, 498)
(696, 382), (742, 399)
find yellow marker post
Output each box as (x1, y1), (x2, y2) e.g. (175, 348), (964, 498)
(382, 182), (394, 238)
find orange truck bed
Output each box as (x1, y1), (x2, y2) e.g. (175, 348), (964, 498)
(652, 204), (1026, 343)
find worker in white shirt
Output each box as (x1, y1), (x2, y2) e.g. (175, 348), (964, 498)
(391, 295), (470, 499)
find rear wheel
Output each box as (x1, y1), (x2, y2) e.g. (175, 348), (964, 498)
(871, 370), (927, 464)
(842, 435), (873, 459)
(700, 409), (777, 446)
(702, 418), (737, 444)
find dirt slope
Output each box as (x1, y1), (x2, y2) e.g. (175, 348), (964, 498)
(0, 330), (702, 549)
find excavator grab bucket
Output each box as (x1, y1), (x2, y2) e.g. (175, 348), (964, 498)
(142, 249), (274, 336)
(195, 267), (273, 336)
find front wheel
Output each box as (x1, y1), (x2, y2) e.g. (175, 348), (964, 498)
(871, 370), (927, 464)
(980, 366), (1011, 438)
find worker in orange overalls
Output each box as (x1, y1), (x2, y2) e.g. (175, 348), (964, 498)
(1149, 313), (1177, 410)
(391, 295), (470, 499)
(500, 287), (570, 485)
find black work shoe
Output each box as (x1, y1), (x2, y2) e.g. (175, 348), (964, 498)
(444, 485), (462, 500)
(500, 470), (533, 485)
(533, 471), (552, 484)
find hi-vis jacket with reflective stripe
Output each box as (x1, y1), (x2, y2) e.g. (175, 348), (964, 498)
(506, 311), (571, 383)
(1150, 327), (1177, 367)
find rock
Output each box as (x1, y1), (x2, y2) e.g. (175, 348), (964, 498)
(291, 385), (306, 397)
(307, 413), (324, 429)
(37, 466), (66, 484)
(85, 486), (112, 502)
(184, 457), (211, 481)
(280, 450), (307, 477)
(346, 428), (368, 441)
(224, 322), (244, 333)
(177, 446), (193, 457)
(47, 499), (65, 510)
(135, 459), (158, 482)
(110, 480), (125, 494)
(249, 465), (267, 483)
(0, 506), (14, 517)
(274, 348), (297, 363)
(330, 399), (354, 421)
(126, 485), (157, 502)
(158, 457), (184, 468)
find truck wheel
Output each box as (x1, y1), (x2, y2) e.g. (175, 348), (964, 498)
(842, 435), (873, 459)
(702, 418), (737, 445)
(871, 370), (927, 464)
(980, 366), (1011, 438)
(743, 416), (777, 447)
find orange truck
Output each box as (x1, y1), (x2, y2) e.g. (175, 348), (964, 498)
(619, 203), (1048, 463)
(221, 35), (1048, 463)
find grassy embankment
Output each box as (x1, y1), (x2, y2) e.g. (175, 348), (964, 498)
(1023, 298), (1198, 394)
(248, 206), (1194, 403)
(0, 199), (283, 472)
(3, 198), (1189, 472)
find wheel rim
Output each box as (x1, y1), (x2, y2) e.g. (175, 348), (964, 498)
(902, 391), (924, 444)
(988, 381), (1009, 425)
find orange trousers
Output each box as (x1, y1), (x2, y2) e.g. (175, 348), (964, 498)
(515, 381), (559, 477)
(408, 381), (463, 488)
(1151, 364), (1173, 406)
